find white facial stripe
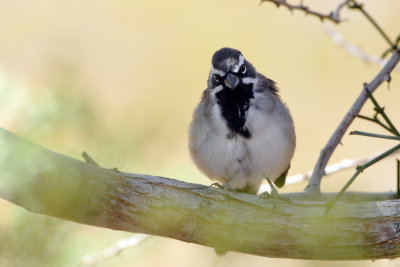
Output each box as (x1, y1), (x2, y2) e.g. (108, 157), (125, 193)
(242, 77), (258, 85)
(225, 57), (236, 68)
(232, 55), (245, 73)
(238, 55), (244, 68)
(211, 65), (225, 76)
(210, 85), (224, 100)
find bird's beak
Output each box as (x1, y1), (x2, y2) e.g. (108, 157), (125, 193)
(224, 73), (239, 89)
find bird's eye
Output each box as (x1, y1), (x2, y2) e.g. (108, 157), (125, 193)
(240, 65), (246, 74)
(213, 74), (221, 83)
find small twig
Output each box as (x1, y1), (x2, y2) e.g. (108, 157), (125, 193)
(348, 0), (396, 49)
(356, 115), (394, 134)
(80, 234), (151, 266)
(306, 49), (400, 193)
(396, 34), (400, 48)
(397, 159), (400, 199)
(350, 131), (400, 141)
(365, 89), (400, 136)
(325, 144), (400, 215)
(260, 0), (349, 23)
(326, 92), (400, 213)
(325, 25), (400, 73)
(332, 0), (351, 22)
(82, 151), (100, 167)
(356, 90), (399, 135)
(258, 150), (400, 193)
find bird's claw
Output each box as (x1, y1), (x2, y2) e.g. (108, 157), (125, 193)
(259, 191), (292, 202)
(210, 182), (224, 189)
(210, 182), (236, 191)
(209, 182), (237, 198)
(259, 178), (292, 203)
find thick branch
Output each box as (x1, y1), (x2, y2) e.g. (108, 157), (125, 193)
(1, 128), (400, 260)
(306, 49), (400, 193)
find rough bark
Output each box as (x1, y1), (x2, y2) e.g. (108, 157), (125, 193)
(1, 127), (400, 260)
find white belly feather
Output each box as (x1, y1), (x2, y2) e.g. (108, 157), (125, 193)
(189, 96), (295, 190)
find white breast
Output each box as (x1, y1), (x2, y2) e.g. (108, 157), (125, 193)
(189, 92), (295, 190)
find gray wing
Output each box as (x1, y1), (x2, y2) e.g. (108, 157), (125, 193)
(255, 73), (279, 95)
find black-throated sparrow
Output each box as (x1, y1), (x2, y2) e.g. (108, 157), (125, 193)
(189, 47), (296, 194)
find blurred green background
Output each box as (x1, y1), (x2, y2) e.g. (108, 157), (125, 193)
(1, 0), (400, 266)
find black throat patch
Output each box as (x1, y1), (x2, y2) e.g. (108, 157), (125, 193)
(215, 83), (254, 139)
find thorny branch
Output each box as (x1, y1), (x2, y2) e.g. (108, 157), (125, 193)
(324, 91), (400, 214)
(364, 89), (400, 136)
(260, 1), (400, 194)
(260, 0), (350, 23)
(306, 49), (400, 192)
(347, 0), (396, 49)
(303, 0), (400, 192)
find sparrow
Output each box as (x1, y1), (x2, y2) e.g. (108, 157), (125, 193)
(189, 47), (296, 195)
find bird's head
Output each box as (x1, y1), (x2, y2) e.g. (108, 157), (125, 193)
(208, 47), (257, 90)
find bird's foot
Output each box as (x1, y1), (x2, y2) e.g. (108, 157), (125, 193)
(259, 191), (292, 202)
(210, 182), (236, 191)
(210, 182), (224, 189)
(260, 191), (290, 201)
(259, 178), (292, 202)
(210, 182), (236, 197)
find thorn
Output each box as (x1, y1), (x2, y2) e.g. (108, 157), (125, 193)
(385, 74), (391, 91)
(82, 151), (100, 166)
(373, 106), (384, 113)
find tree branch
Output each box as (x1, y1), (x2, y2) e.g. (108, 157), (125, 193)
(348, 0), (396, 49)
(260, 0), (350, 23)
(80, 234), (151, 265)
(258, 150), (400, 193)
(1, 127), (400, 260)
(325, 25), (400, 73)
(306, 48), (400, 193)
